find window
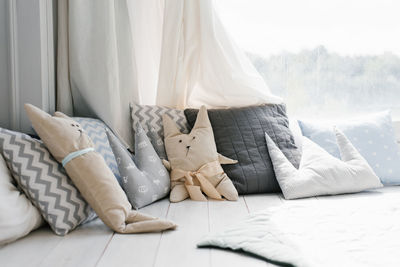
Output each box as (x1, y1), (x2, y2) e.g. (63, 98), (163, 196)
(217, 0), (400, 118)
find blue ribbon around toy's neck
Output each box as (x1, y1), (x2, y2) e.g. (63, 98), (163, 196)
(62, 147), (95, 167)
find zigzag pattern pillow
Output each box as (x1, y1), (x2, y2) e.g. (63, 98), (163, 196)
(0, 128), (95, 236)
(130, 103), (189, 158)
(73, 117), (121, 184)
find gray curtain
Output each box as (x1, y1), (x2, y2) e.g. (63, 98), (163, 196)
(57, 0), (139, 147)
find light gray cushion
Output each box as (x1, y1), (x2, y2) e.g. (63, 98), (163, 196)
(107, 123), (170, 209)
(130, 103), (189, 158)
(185, 104), (301, 194)
(265, 130), (382, 200)
(146, 123), (168, 160)
(0, 128), (96, 236)
(289, 118), (303, 153)
(73, 117), (122, 185)
(298, 111), (400, 185)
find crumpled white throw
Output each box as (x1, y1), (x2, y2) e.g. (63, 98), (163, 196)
(198, 188), (400, 267)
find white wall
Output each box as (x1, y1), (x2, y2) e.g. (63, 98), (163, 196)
(0, 0), (55, 134)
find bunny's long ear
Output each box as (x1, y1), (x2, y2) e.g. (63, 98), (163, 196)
(193, 106), (211, 130)
(54, 111), (74, 121)
(163, 115), (181, 138)
(25, 103), (51, 122)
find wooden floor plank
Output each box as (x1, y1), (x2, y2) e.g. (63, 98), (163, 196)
(38, 219), (113, 267)
(243, 193), (284, 213)
(1, 193), (291, 267)
(208, 197), (267, 267)
(1, 226), (63, 267)
(153, 200), (210, 267)
(96, 199), (171, 267)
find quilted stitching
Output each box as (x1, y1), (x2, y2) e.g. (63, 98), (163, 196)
(184, 104), (301, 194)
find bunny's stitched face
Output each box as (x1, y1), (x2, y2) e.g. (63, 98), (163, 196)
(47, 112), (94, 158)
(24, 104), (94, 162)
(163, 106), (218, 171)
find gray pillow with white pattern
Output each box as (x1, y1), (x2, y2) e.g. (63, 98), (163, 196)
(130, 103), (189, 159)
(0, 128), (96, 236)
(107, 123), (170, 209)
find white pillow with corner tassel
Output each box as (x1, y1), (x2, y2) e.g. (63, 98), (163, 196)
(266, 128), (383, 200)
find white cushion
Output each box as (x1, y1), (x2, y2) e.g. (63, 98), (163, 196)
(0, 154), (43, 245)
(288, 118), (303, 152)
(266, 129), (383, 199)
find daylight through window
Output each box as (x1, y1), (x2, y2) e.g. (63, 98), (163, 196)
(217, 0), (400, 118)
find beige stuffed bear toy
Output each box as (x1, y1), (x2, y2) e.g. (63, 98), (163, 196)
(163, 106), (239, 202)
(25, 104), (176, 234)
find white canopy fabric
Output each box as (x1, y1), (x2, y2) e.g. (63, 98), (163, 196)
(58, 0), (138, 147)
(157, 0), (281, 108)
(57, 0), (281, 147)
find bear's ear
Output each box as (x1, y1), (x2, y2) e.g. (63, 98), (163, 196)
(192, 106), (211, 130)
(163, 115), (181, 138)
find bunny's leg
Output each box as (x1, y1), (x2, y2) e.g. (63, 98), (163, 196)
(117, 210), (177, 234)
(214, 174), (239, 201)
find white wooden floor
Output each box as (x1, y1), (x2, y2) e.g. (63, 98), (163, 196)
(0, 194), (285, 267)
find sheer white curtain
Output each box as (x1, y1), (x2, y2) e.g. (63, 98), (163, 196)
(57, 0), (280, 147)
(57, 0), (162, 147)
(156, 0), (281, 108)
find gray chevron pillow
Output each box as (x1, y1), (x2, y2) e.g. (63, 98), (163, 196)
(0, 128), (96, 236)
(73, 117), (122, 185)
(130, 103), (189, 159)
(107, 123), (170, 209)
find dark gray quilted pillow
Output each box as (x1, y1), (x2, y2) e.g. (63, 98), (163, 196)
(184, 104), (301, 194)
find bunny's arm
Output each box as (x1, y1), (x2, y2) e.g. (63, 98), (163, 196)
(162, 159), (171, 171)
(218, 154), (238, 165)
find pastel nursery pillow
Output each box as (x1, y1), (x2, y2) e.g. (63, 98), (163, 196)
(130, 103), (190, 159)
(25, 104), (176, 234)
(163, 106), (239, 202)
(185, 104), (301, 194)
(299, 111), (400, 185)
(73, 117), (122, 185)
(107, 123), (170, 209)
(266, 129), (383, 199)
(0, 128), (95, 235)
(0, 153), (43, 245)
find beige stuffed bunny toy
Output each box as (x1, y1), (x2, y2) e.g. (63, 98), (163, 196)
(25, 104), (176, 234)
(163, 106), (239, 202)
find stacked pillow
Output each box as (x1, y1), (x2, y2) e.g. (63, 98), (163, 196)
(185, 104), (301, 194)
(299, 111), (400, 185)
(24, 104), (176, 233)
(130, 103), (190, 159)
(107, 123), (170, 209)
(73, 117), (122, 185)
(266, 129), (383, 199)
(0, 128), (96, 236)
